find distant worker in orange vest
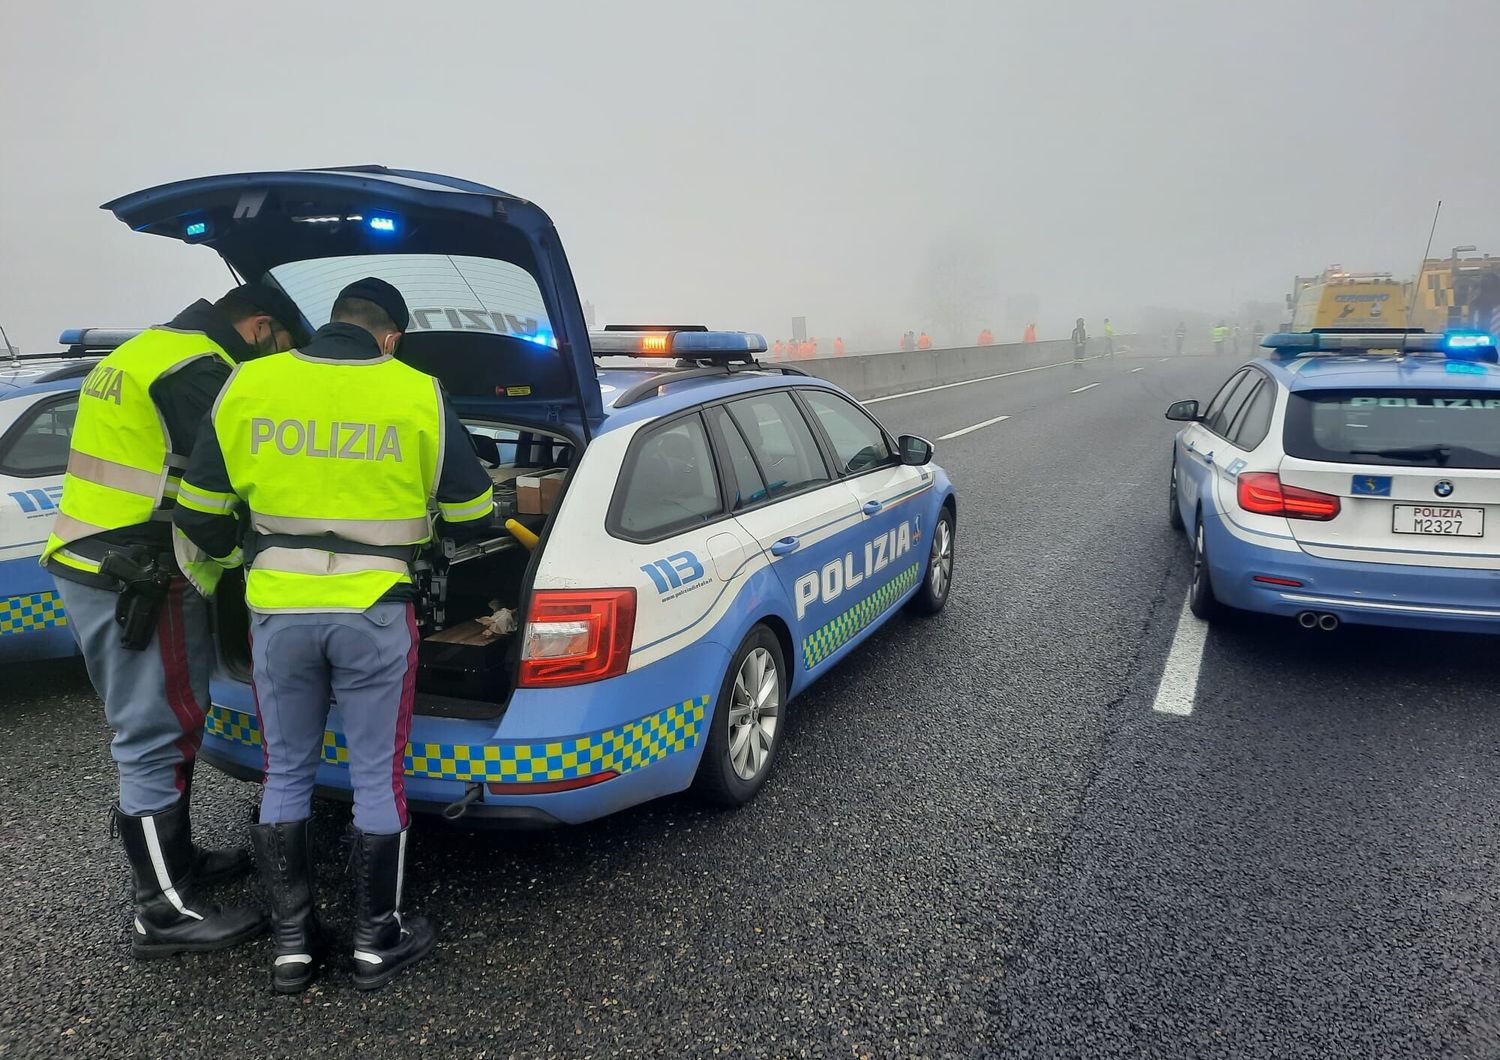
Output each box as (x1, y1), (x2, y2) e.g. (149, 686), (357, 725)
(978, 328), (994, 346)
(1023, 322), (1038, 343)
(916, 332), (933, 350)
(899, 332), (912, 352)
(833, 337), (846, 356)
(773, 339), (785, 357)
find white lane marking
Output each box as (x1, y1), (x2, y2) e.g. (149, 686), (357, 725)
(1070, 382), (1100, 394)
(1151, 596), (1209, 716)
(864, 359), (1079, 405)
(1131, 366), (1146, 373)
(1159, 357), (1169, 362)
(938, 414), (1010, 440)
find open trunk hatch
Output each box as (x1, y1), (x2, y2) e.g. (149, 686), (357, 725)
(102, 166), (602, 425)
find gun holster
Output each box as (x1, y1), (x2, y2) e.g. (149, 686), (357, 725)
(99, 548), (173, 651)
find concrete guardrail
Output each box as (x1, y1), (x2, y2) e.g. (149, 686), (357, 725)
(789, 337), (1136, 401)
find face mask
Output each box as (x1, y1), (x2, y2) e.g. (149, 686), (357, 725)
(255, 320), (280, 357)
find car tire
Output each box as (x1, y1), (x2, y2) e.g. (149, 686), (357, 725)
(906, 507), (955, 616)
(1188, 515), (1221, 621)
(1168, 458), (1185, 531)
(692, 624), (786, 808)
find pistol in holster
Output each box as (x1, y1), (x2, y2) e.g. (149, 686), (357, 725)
(99, 549), (173, 651)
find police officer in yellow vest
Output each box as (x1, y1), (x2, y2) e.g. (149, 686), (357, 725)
(41, 285), (302, 959)
(174, 278), (494, 994)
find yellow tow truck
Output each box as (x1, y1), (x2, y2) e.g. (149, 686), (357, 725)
(1411, 252), (1500, 333)
(1284, 266), (1409, 331)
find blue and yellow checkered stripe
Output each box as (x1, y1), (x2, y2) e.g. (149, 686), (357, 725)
(802, 563), (920, 669)
(0, 592), (67, 636)
(205, 695), (709, 784)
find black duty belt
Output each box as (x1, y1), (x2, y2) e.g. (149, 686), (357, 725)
(249, 534), (418, 563)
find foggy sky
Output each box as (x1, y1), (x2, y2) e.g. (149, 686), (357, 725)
(3, 0), (1499, 352)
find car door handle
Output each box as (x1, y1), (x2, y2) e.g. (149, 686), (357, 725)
(862, 500), (884, 515)
(770, 537), (800, 556)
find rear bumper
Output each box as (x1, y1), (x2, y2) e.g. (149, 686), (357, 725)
(202, 636), (728, 826)
(1205, 515), (1500, 633)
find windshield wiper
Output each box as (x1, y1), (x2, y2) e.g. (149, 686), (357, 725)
(1349, 446), (1452, 464)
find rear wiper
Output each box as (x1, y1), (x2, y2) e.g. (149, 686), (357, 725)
(1349, 446), (1451, 464)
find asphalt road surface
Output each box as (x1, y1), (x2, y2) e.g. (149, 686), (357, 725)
(4, 348), (1499, 1059)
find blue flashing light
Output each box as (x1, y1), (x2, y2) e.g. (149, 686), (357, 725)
(1441, 329), (1498, 363)
(57, 329), (85, 346)
(1443, 329), (1494, 350)
(368, 215), (397, 234)
(525, 329), (557, 348)
(184, 221), (208, 238)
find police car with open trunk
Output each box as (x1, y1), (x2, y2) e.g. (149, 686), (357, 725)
(98, 167), (958, 824)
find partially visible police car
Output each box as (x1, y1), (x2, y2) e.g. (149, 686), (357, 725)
(100, 167), (957, 824)
(0, 332), (138, 662)
(1166, 329), (1500, 633)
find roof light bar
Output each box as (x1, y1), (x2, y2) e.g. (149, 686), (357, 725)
(1261, 330), (1497, 361)
(589, 329), (768, 358)
(58, 328), (142, 349)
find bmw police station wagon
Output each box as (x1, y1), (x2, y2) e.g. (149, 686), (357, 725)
(99, 167), (957, 824)
(1166, 329), (1500, 633)
(0, 332), (138, 662)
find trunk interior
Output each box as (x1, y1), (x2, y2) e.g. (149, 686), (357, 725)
(215, 420), (577, 720)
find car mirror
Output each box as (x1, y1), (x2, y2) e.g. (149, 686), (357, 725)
(1164, 399), (1200, 422)
(898, 434), (934, 466)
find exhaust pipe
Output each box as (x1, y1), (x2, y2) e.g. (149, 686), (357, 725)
(1317, 613), (1340, 632)
(1297, 611), (1318, 629)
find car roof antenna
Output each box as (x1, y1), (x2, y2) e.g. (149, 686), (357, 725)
(1400, 200), (1442, 362)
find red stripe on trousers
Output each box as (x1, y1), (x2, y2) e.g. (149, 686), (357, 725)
(248, 623), (270, 787)
(392, 604), (419, 829)
(158, 580), (205, 795)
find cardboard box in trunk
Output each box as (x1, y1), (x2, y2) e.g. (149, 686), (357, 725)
(516, 468), (567, 515)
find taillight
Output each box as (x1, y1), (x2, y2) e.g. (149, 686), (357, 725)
(1237, 472), (1341, 521)
(518, 588), (636, 687)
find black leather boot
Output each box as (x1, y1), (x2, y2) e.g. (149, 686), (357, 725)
(349, 828), (437, 991)
(250, 820), (323, 994)
(180, 761), (252, 887)
(114, 800), (267, 959)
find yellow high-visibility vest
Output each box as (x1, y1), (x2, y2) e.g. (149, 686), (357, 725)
(205, 350), (446, 612)
(41, 328), (233, 574)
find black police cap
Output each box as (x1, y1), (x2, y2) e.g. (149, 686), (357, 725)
(336, 277), (410, 332)
(226, 283), (310, 346)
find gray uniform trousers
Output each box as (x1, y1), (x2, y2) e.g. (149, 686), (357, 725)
(250, 601), (419, 834)
(56, 576), (212, 815)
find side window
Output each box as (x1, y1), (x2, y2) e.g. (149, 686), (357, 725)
(1199, 370), (1248, 433)
(725, 391), (830, 498)
(705, 405), (768, 510)
(800, 390), (894, 475)
(0, 396), (79, 476)
(613, 413), (722, 540)
(1205, 371), (1258, 437)
(1228, 378), (1275, 450)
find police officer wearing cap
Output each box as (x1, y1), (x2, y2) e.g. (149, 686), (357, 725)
(41, 284), (303, 959)
(174, 277), (494, 993)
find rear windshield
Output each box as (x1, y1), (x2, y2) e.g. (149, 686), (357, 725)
(1284, 389), (1500, 469)
(270, 254), (555, 346)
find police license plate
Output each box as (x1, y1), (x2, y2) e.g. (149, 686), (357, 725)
(1391, 504), (1484, 537)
